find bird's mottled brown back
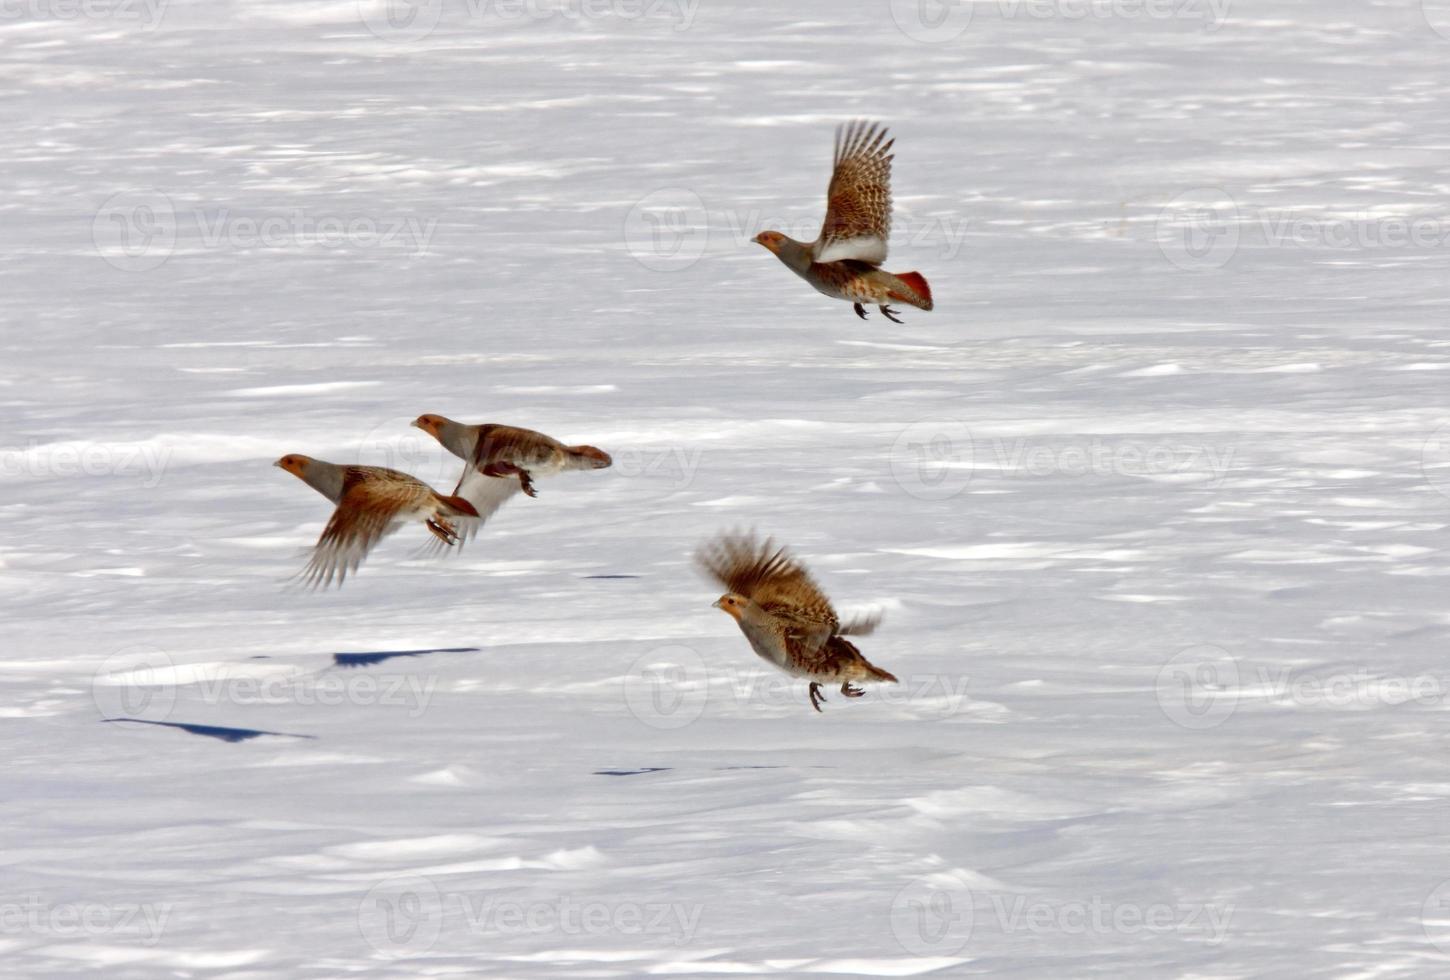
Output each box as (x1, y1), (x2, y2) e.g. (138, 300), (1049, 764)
(473, 424), (565, 469)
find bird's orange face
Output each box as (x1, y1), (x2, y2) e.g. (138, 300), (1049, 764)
(274, 454), (311, 478)
(712, 593), (747, 621)
(412, 414), (446, 438)
(753, 231), (785, 254)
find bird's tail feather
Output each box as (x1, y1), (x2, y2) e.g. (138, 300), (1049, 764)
(864, 662), (898, 684)
(891, 271), (933, 311)
(440, 495), (480, 517)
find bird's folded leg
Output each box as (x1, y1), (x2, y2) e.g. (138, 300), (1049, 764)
(879, 305), (903, 324)
(809, 682), (826, 713)
(841, 682), (864, 698)
(483, 461), (539, 498)
(426, 517), (459, 546)
(853, 302), (869, 321)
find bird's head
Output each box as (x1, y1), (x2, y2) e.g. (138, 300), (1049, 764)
(274, 454), (313, 479)
(753, 230), (787, 254)
(712, 593), (750, 622)
(411, 414), (449, 440)
(570, 445), (613, 469)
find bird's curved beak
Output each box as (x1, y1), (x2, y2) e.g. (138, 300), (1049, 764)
(751, 233), (767, 248)
(711, 598), (723, 610)
(272, 460), (282, 468)
(410, 419), (422, 429)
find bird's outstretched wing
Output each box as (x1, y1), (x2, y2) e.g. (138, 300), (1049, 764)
(414, 466), (520, 558)
(813, 120), (894, 266)
(299, 469), (428, 588)
(452, 466), (522, 524)
(695, 531), (840, 635)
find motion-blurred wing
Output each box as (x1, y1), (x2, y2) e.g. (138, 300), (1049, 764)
(694, 530), (840, 637)
(300, 476), (425, 588)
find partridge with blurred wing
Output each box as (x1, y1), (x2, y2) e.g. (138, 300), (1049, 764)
(274, 455), (479, 588)
(696, 530), (896, 712)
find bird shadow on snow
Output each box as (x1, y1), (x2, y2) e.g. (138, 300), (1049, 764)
(592, 765), (832, 777)
(331, 646), (480, 668)
(101, 719), (317, 743)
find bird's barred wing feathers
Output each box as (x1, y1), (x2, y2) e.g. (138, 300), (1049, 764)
(814, 120), (894, 266)
(695, 531), (840, 633)
(300, 469), (429, 588)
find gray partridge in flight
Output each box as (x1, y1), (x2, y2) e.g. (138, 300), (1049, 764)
(696, 530), (897, 712)
(412, 415), (612, 536)
(274, 455), (480, 588)
(753, 120), (933, 323)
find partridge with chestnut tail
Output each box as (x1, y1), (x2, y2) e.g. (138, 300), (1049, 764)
(412, 415), (612, 534)
(696, 530), (896, 712)
(753, 120), (933, 323)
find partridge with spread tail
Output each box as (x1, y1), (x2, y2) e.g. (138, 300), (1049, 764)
(696, 530), (896, 712)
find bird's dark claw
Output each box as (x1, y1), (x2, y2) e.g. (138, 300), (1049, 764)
(809, 681), (825, 713)
(879, 305), (904, 324)
(841, 682), (864, 698)
(426, 518), (459, 546)
(853, 302), (868, 321)
(484, 461), (539, 498)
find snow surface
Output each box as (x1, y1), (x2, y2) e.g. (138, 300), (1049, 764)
(6, 0), (1450, 976)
